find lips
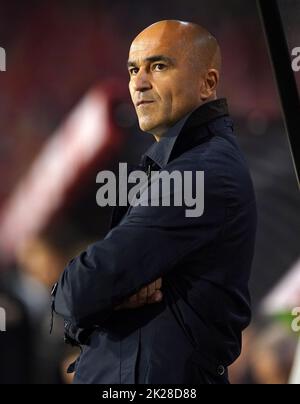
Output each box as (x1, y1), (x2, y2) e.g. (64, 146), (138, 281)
(136, 100), (154, 107)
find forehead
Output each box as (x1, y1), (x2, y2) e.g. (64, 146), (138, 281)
(129, 31), (185, 62)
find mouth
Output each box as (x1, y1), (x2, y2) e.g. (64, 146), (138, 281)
(136, 100), (154, 107)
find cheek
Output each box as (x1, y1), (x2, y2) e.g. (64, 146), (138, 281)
(129, 83), (134, 101)
(173, 79), (199, 106)
(153, 84), (173, 114)
(159, 76), (185, 103)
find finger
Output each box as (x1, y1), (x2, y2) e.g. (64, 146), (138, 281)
(114, 280), (163, 311)
(126, 300), (145, 308)
(114, 299), (134, 310)
(155, 278), (162, 290)
(114, 299), (144, 310)
(148, 290), (163, 303)
(129, 293), (138, 304)
(138, 286), (148, 304)
(147, 281), (157, 298)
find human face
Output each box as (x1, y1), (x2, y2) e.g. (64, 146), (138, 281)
(128, 28), (204, 139)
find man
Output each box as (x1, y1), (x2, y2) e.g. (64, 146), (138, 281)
(53, 20), (257, 384)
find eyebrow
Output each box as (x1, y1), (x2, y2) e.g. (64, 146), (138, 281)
(127, 55), (176, 69)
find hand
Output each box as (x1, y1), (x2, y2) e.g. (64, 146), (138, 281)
(114, 278), (163, 310)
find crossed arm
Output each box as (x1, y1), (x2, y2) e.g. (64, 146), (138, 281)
(53, 165), (224, 328)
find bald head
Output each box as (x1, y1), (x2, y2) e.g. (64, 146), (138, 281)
(134, 20), (221, 74)
(128, 20), (221, 140)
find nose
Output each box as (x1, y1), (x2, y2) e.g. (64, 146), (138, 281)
(132, 69), (152, 92)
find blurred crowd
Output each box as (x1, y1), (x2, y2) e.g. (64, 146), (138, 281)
(0, 219), (83, 383)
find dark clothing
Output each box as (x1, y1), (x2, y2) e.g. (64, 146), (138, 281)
(53, 99), (257, 384)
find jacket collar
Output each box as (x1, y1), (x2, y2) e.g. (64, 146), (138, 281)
(141, 98), (229, 169)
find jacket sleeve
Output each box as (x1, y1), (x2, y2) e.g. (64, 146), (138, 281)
(54, 164), (226, 328)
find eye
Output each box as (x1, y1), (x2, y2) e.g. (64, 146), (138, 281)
(129, 67), (139, 76)
(152, 63), (166, 72)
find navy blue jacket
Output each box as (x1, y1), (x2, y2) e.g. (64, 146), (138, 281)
(53, 99), (257, 384)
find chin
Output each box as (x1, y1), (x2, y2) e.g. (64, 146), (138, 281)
(138, 118), (157, 134)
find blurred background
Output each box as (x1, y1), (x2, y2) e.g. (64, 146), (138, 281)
(0, 0), (299, 384)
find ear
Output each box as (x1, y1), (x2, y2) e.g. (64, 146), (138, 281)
(199, 69), (219, 100)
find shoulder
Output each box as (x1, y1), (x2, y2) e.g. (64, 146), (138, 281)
(167, 132), (256, 206)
